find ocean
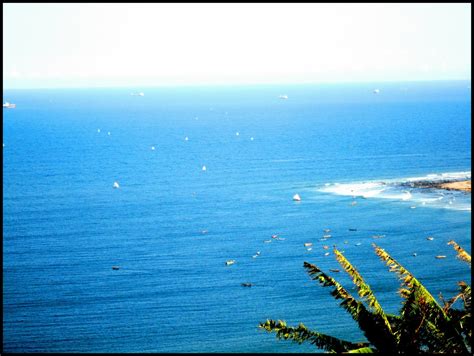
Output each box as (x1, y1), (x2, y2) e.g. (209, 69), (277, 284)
(3, 81), (471, 352)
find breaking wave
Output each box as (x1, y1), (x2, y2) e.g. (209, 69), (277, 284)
(318, 171), (471, 211)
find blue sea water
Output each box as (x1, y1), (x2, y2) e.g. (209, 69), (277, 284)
(3, 81), (471, 353)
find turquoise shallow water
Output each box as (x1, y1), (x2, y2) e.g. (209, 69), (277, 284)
(3, 81), (471, 352)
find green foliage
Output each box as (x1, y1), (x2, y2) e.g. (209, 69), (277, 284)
(347, 347), (375, 353)
(303, 261), (397, 352)
(333, 249), (393, 333)
(259, 319), (370, 353)
(259, 242), (471, 354)
(448, 240), (471, 265)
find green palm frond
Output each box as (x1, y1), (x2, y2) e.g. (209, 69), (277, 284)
(333, 248), (393, 334)
(346, 346), (375, 353)
(372, 244), (444, 310)
(260, 239), (471, 354)
(303, 261), (374, 323)
(447, 240), (471, 265)
(397, 283), (426, 351)
(444, 282), (471, 312)
(303, 262), (397, 352)
(397, 283), (452, 353)
(259, 319), (369, 353)
(445, 282), (471, 349)
(459, 282), (471, 310)
(373, 243), (469, 354)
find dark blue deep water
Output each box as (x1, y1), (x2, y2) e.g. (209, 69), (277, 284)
(3, 81), (471, 352)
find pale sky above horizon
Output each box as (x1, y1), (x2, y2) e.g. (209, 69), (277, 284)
(3, 3), (471, 89)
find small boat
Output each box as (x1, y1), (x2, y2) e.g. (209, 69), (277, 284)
(113, 181), (120, 189)
(373, 89), (380, 94)
(225, 260), (235, 266)
(426, 237), (434, 241)
(271, 234), (279, 239)
(435, 255), (446, 259)
(112, 266), (120, 270)
(324, 252), (330, 256)
(413, 253), (417, 257)
(355, 243), (362, 246)
(323, 229), (331, 233)
(293, 194), (301, 201)
(323, 234), (332, 238)
(201, 230), (208, 234)
(372, 235), (385, 239)
(279, 94), (288, 100)
(202, 165), (207, 171)
(3, 101), (16, 109)
(323, 245), (329, 250)
(306, 248), (312, 251)
(241, 282), (253, 287)
(304, 242), (313, 247)
(329, 269), (340, 273)
(263, 240), (272, 243)
(151, 146), (155, 150)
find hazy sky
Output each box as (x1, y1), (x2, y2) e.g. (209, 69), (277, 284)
(3, 3), (471, 89)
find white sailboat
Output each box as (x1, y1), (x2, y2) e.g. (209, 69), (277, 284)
(293, 193), (301, 201)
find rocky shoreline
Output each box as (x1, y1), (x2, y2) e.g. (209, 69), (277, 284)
(403, 180), (471, 192)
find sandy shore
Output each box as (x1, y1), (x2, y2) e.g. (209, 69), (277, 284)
(437, 180), (471, 192)
(407, 179), (471, 192)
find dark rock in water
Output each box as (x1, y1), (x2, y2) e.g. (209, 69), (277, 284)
(241, 283), (253, 287)
(112, 266), (120, 270)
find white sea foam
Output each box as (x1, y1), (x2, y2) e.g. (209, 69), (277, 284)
(318, 171), (471, 211)
(404, 171), (471, 182)
(322, 182), (387, 198)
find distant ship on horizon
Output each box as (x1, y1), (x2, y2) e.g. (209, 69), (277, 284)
(279, 94), (288, 100)
(131, 92), (145, 97)
(3, 101), (16, 109)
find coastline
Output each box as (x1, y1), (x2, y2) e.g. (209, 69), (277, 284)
(409, 180), (471, 193)
(437, 180), (471, 192)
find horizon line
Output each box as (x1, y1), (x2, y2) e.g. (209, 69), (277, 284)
(3, 78), (471, 91)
